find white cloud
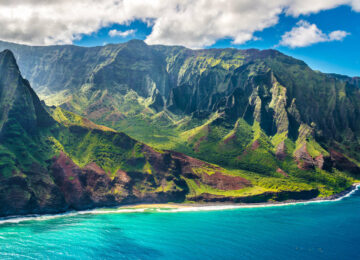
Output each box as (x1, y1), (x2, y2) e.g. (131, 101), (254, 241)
(329, 30), (350, 40)
(109, 29), (136, 37)
(0, 0), (357, 48)
(279, 20), (349, 48)
(285, 0), (360, 16)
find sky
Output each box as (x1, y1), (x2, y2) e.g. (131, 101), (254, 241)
(0, 1), (359, 76)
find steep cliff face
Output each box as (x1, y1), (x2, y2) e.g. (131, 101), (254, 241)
(0, 50), (54, 136)
(1, 40), (358, 150)
(0, 50), (56, 179)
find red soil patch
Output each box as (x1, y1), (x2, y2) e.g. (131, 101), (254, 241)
(87, 107), (109, 120)
(193, 136), (206, 152)
(81, 118), (115, 132)
(276, 141), (286, 160)
(105, 112), (126, 122)
(237, 140), (260, 161)
(276, 168), (289, 177)
(223, 133), (236, 145)
(83, 162), (107, 175)
(330, 149), (360, 174)
(116, 169), (131, 183)
(202, 171), (251, 190)
(294, 144), (314, 170)
(251, 139), (260, 150)
(51, 152), (85, 204)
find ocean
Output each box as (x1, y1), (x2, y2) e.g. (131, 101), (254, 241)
(1, 188), (360, 259)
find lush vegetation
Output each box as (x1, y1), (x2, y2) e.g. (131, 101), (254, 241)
(0, 40), (360, 216)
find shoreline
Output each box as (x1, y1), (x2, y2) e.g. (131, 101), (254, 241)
(120, 183), (360, 210)
(0, 183), (359, 225)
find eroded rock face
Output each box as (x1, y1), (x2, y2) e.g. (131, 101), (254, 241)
(0, 141), (255, 217)
(276, 141), (286, 160)
(0, 164), (67, 217)
(47, 149), (254, 214)
(158, 149), (252, 190)
(0, 146), (330, 218)
(314, 154), (333, 171)
(294, 144), (315, 170)
(51, 152), (89, 208)
(48, 148), (246, 212)
(294, 144), (334, 171)
(330, 150), (360, 175)
(50, 151), (188, 210)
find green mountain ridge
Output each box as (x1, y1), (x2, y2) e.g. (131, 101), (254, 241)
(0, 39), (359, 216)
(1, 40), (358, 167)
(2, 49), (344, 217)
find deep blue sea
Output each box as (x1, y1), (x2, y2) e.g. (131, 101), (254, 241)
(1, 188), (360, 260)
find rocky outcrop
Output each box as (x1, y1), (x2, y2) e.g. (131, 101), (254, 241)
(294, 144), (315, 170)
(330, 150), (360, 175)
(314, 154), (333, 171)
(21, 148), (252, 215)
(49, 151), (191, 211)
(0, 164), (67, 217)
(188, 189), (320, 203)
(294, 144), (334, 171)
(276, 141), (286, 160)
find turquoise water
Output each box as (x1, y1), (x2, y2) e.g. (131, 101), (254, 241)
(1, 190), (360, 259)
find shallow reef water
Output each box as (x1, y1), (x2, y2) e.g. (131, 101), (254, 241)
(1, 188), (360, 259)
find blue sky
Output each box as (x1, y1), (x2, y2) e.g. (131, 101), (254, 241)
(73, 5), (359, 77)
(0, 1), (359, 77)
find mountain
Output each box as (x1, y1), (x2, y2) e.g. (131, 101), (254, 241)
(2, 49), (342, 217)
(2, 40), (359, 168)
(0, 41), (359, 217)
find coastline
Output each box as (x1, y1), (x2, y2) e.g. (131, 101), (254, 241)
(120, 183), (360, 211)
(0, 183), (359, 225)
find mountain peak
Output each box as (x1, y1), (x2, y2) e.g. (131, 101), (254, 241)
(0, 50), (54, 137)
(125, 39), (147, 47)
(0, 49), (20, 74)
(1, 49), (15, 58)
(0, 49), (21, 96)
